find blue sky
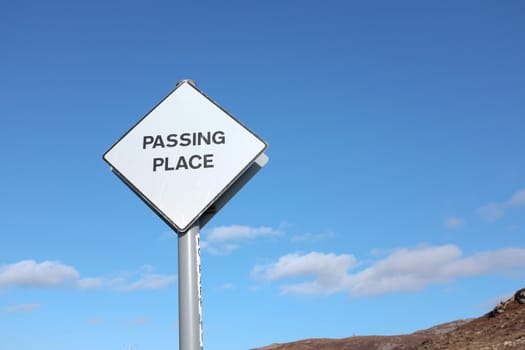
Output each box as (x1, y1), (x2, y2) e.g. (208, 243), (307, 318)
(1, 1), (525, 349)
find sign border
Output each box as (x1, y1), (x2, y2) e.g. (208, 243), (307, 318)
(103, 81), (268, 232)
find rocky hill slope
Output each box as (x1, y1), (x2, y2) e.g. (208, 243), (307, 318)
(253, 288), (525, 350)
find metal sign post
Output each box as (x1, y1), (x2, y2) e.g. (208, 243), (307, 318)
(178, 222), (203, 350)
(103, 80), (268, 350)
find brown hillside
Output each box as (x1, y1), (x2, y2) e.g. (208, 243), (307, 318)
(253, 288), (525, 350)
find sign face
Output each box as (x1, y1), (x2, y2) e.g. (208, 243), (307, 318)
(103, 81), (267, 232)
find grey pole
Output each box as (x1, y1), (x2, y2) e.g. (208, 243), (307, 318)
(178, 221), (203, 350)
(177, 78), (203, 350)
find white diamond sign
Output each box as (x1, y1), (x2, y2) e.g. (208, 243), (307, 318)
(103, 81), (267, 232)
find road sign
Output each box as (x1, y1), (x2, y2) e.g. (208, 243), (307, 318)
(103, 80), (267, 232)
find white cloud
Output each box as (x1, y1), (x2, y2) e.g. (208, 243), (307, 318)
(4, 303), (42, 313)
(79, 265), (176, 292)
(203, 224), (282, 255)
(253, 245), (525, 297)
(254, 252), (356, 295)
(0, 261), (176, 292)
(206, 225), (280, 241)
(291, 231), (335, 242)
(443, 216), (466, 229)
(0, 260), (79, 289)
(509, 188), (525, 206)
(477, 203), (505, 222)
(477, 188), (525, 222)
(109, 273), (177, 292)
